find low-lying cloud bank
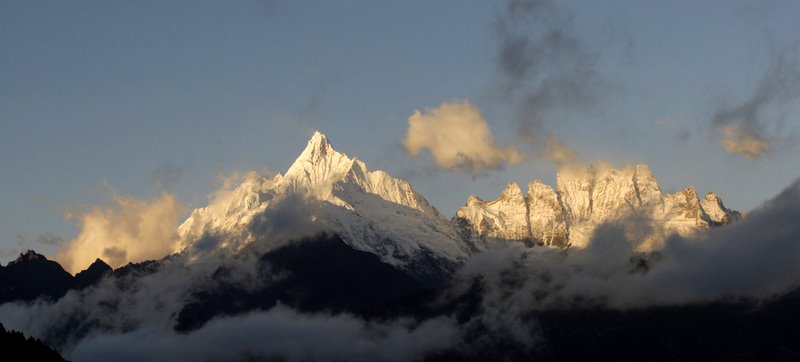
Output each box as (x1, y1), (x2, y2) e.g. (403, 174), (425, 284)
(69, 306), (456, 362)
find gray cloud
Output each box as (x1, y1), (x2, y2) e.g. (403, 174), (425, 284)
(492, 0), (603, 166)
(0, 246), (459, 362)
(151, 163), (188, 190)
(676, 128), (691, 143)
(453, 176), (800, 312)
(710, 50), (800, 159)
(34, 233), (66, 247)
(68, 306), (456, 362)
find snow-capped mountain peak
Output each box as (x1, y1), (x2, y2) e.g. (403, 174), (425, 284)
(282, 131), (356, 202)
(700, 192), (742, 225)
(179, 134), (740, 283)
(457, 163), (740, 249)
(178, 131), (469, 284)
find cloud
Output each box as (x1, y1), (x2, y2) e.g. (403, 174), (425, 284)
(151, 163), (188, 189)
(34, 233), (66, 247)
(493, 0), (602, 163)
(718, 125), (770, 160)
(3, 173), (800, 360)
(544, 136), (581, 166)
(53, 191), (185, 273)
(403, 101), (523, 172)
(656, 117), (674, 127)
(655, 117), (692, 143)
(676, 129), (691, 143)
(68, 305), (456, 362)
(453, 176), (800, 310)
(710, 50), (800, 160)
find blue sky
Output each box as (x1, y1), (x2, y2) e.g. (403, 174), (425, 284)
(2, 0), (799, 259)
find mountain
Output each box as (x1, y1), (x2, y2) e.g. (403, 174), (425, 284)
(0, 251), (111, 304)
(0, 323), (67, 362)
(73, 258), (113, 290)
(0, 132), (765, 362)
(178, 131), (470, 285)
(0, 251), (74, 304)
(175, 233), (429, 331)
(456, 164), (740, 249)
(0, 133), (741, 307)
(700, 192), (742, 225)
(178, 132), (740, 277)
(370, 281), (800, 362)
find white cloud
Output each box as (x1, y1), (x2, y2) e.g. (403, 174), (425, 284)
(404, 101), (523, 171)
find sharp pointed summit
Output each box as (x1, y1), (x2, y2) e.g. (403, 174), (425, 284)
(283, 131), (357, 201)
(178, 131), (470, 285)
(292, 131), (336, 166)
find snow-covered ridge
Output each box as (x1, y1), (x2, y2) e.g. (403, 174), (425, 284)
(178, 131), (469, 283)
(456, 163), (740, 249)
(177, 131), (740, 282)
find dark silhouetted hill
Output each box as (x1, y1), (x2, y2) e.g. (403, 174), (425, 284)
(0, 251), (111, 304)
(0, 323), (67, 361)
(175, 233), (429, 331)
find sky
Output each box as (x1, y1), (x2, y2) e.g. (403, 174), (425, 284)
(2, 0), (799, 260)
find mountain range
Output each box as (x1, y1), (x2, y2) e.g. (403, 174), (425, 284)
(175, 131), (739, 283)
(0, 131), (762, 361)
(2, 131), (742, 302)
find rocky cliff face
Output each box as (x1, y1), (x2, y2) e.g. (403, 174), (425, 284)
(455, 183), (530, 248)
(456, 164), (740, 249)
(527, 181), (570, 247)
(701, 192), (742, 225)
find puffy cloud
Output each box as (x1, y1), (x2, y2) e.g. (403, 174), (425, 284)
(403, 101), (523, 172)
(53, 191), (184, 273)
(718, 125), (770, 160)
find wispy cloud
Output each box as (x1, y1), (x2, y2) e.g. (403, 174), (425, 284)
(710, 50), (800, 160)
(493, 0), (603, 166)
